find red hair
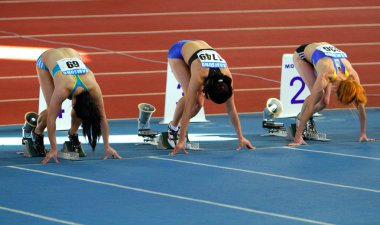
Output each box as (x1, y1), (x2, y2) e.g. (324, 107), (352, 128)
(337, 79), (367, 105)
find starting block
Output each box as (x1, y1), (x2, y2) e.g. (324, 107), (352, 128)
(59, 141), (86, 160)
(138, 129), (160, 144)
(22, 138), (47, 157)
(21, 112), (47, 157)
(262, 121), (288, 137)
(262, 98), (287, 137)
(156, 132), (200, 150)
(287, 123), (330, 142)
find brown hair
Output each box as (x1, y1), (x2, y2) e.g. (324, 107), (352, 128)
(337, 79), (367, 105)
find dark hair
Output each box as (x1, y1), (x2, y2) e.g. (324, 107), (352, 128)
(73, 91), (102, 151)
(203, 68), (233, 104)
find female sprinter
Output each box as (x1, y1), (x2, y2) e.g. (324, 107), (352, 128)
(34, 48), (122, 163)
(167, 40), (254, 155)
(289, 42), (375, 146)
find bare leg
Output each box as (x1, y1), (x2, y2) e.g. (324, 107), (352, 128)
(293, 53), (316, 91)
(190, 91), (204, 117)
(313, 84), (332, 113)
(35, 65), (54, 135)
(168, 59), (191, 127)
(172, 96), (185, 127)
(34, 110), (47, 134)
(69, 109), (82, 135)
(300, 84), (331, 116)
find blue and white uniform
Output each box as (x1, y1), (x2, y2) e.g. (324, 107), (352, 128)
(296, 43), (349, 81)
(311, 44), (349, 80)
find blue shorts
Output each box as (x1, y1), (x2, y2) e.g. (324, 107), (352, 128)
(168, 40), (193, 59)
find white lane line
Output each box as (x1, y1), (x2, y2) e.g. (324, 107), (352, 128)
(7, 166), (335, 225)
(1, 6), (380, 20)
(0, 205), (83, 225)
(284, 146), (380, 160)
(148, 157), (380, 193)
(1, 24), (380, 38)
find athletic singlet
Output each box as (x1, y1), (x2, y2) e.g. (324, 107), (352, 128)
(36, 56), (90, 100)
(311, 44), (349, 81)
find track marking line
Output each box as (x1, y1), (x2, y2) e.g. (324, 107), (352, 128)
(1, 6), (380, 20)
(7, 166), (335, 225)
(0, 205), (83, 225)
(148, 157), (380, 193)
(284, 146), (380, 161)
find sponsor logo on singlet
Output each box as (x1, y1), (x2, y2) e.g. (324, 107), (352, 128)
(197, 50), (227, 68)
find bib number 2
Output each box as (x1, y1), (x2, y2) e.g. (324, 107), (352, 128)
(290, 76), (305, 104)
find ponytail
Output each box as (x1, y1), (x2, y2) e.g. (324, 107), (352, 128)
(73, 91), (102, 151)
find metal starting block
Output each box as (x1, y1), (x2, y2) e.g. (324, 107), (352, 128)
(287, 123), (330, 142)
(262, 120), (288, 137)
(21, 138), (85, 160)
(156, 132), (200, 150)
(22, 138), (47, 157)
(59, 141), (86, 160)
(138, 129), (159, 143)
(57, 151), (81, 161)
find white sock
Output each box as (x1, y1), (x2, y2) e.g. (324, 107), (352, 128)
(169, 123), (179, 131)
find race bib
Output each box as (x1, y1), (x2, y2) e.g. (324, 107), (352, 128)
(56, 58), (89, 75)
(316, 45), (347, 58)
(197, 50), (227, 68)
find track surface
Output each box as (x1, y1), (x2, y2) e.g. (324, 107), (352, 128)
(0, 0), (379, 125)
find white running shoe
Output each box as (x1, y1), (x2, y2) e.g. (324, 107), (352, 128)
(167, 123), (180, 148)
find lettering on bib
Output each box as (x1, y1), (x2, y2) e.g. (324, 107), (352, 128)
(57, 58), (89, 75)
(317, 45), (347, 58)
(197, 50), (227, 68)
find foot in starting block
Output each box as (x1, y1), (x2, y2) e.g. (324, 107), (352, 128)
(157, 132), (200, 150)
(22, 138), (47, 157)
(287, 123), (330, 142)
(62, 141), (86, 157)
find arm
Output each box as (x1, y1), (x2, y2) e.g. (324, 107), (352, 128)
(171, 74), (202, 155)
(346, 66), (374, 142)
(41, 91), (66, 164)
(356, 103), (375, 142)
(91, 86), (122, 159)
(225, 94), (255, 150)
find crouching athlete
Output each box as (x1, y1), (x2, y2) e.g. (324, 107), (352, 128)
(34, 47), (122, 163)
(167, 40), (255, 155)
